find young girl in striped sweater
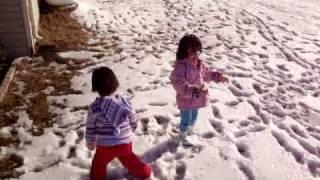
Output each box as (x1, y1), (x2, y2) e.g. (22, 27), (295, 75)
(86, 66), (151, 180)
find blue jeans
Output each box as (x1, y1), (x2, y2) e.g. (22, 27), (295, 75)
(179, 109), (198, 133)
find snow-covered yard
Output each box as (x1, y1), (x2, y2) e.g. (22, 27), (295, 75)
(1, 0), (320, 179)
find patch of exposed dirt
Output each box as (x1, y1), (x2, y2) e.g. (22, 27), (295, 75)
(0, 154), (24, 179)
(0, 53), (94, 178)
(0, 54), (93, 141)
(38, 2), (92, 50)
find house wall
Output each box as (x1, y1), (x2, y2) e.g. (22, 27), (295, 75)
(28, 0), (40, 42)
(0, 0), (36, 59)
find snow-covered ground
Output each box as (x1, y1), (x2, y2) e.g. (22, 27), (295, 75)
(2, 0), (320, 179)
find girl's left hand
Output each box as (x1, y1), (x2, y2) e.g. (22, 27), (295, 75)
(200, 83), (209, 92)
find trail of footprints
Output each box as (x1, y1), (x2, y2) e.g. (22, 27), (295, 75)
(97, 0), (320, 179)
(13, 0), (318, 179)
(271, 122), (320, 176)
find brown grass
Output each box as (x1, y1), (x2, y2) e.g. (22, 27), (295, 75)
(0, 3), (97, 178)
(0, 154), (24, 178)
(0, 90), (20, 127)
(0, 54), (94, 177)
(39, 6), (92, 50)
(0, 136), (20, 147)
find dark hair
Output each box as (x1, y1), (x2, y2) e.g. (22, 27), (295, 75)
(92, 66), (119, 96)
(176, 34), (202, 60)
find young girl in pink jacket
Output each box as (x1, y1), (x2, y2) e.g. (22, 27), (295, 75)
(170, 34), (229, 146)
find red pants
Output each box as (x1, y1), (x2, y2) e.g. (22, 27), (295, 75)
(90, 143), (151, 180)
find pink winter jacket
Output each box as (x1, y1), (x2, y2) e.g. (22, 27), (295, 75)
(170, 58), (222, 110)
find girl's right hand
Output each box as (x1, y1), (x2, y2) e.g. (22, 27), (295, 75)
(212, 72), (229, 84)
(218, 75), (229, 84)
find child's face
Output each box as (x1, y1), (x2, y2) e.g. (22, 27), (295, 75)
(187, 48), (201, 60)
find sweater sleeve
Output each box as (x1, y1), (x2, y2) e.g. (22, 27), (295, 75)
(128, 110), (137, 132)
(85, 107), (97, 145)
(119, 96), (137, 131)
(170, 63), (197, 98)
(202, 63), (222, 83)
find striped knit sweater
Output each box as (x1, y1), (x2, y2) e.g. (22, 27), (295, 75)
(85, 94), (137, 146)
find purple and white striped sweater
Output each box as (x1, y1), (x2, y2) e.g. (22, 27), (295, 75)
(85, 94), (137, 146)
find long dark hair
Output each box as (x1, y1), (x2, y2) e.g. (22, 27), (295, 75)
(176, 34), (202, 60)
(92, 66), (119, 96)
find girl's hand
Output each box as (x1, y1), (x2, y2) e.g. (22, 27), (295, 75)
(218, 75), (229, 84)
(87, 143), (95, 151)
(200, 83), (209, 92)
(191, 87), (200, 98)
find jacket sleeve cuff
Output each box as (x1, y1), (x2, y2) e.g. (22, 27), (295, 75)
(211, 72), (222, 82)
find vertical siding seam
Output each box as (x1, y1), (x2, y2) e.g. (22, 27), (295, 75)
(20, 0), (34, 55)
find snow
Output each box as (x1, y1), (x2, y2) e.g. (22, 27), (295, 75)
(248, 131), (313, 180)
(185, 145), (247, 180)
(309, 112), (320, 126)
(299, 95), (320, 112)
(16, 111), (33, 129)
(3, 0), (320, 179)
(19, 164), (85, 180)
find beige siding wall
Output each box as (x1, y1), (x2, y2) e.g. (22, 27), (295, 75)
(0, 0), (32, 59)
(28, 0), (40, 41)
